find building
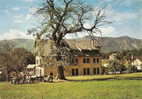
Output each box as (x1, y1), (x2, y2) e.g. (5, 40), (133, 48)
(26, 64), (44, 77)
(35, 39), (102, 77)
(132, 59), (142, 71)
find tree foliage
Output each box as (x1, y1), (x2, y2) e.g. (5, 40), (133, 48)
(108, 59), (126, 73)
(9, 48), (35, 71)
(29, 0), (108, 46)
(0, 48), (35, 81)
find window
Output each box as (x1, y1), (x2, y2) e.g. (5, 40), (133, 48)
(93, 68), (97, 74)
(73, 58), (78, 65)
(72, 69), (79, 76)
(74, 58), (78, 64)
(83, 68), (86, 75)
(72, 69), (75, 76)
(70, 58), (78, 65)
(97, 58), (100, 63)
(76, 69), (79, 75)
(97, 68), (100, 74)
(93, 68), (100, 74)
(36, 59), (41, 65)
(83, 57), (90, 64)
(87, 68), (90, 75)
(36, 56), (42, 65)
(83, 68), (90, 75)
(93, 58), (100, 64)
(36, 59), (38, 65)
(40, 59), (41, 64)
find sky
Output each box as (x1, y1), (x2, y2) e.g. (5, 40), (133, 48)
(0, 0), (141, 40)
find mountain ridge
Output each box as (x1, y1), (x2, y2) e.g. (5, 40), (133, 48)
(0, 36), (142, 53)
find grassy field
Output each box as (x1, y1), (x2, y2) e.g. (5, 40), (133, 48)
(0, 73), (142, 99)
(67, 72), (142, 80)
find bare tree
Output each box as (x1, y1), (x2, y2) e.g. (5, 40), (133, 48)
(29, 0), (108, 79)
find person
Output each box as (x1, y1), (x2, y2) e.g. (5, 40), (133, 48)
(44, 75), (48, 82)
(55, 74), (59, 80)
(48, 73), (53, 82)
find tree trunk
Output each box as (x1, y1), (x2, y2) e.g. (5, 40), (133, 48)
(6, 67), (9, 81)
(3, 66), (8, 81)
(57, 65), (66, 80)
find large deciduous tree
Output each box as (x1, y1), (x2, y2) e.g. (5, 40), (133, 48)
(29, 0), (108, 79)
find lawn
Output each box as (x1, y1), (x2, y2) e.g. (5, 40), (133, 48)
(0, 73), (142, 99)
(67, 72), (142, 80)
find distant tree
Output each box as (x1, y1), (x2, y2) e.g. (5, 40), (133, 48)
(108, 60), (120, 73)
(0, 40), (15, 53)
(29, 0), (109, 79)
(108, 55), (126, 73)
(0, 53), (11, 81)
(0, 40), (15, 81)
(0, 48), (35, 81)
(9, 48), (35, 71)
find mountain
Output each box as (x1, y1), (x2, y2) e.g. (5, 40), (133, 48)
(100, 36), (142, 53)
(0, 39), (34, 53)
(0, 36), (142, 53)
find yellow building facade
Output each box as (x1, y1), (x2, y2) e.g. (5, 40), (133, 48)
(64, 55), (102, 76)
(35, 39), (102, 77)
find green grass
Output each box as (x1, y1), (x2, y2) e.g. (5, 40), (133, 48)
(67, 72), (142, 80)
(1, 73), (142, 99)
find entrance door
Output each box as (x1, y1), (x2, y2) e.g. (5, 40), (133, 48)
(57, 66), (65, 79)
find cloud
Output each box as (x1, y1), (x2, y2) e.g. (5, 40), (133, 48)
(105, 5), (137, 24)
(13, 14), (25, 23)
(99, 4), (142, 39)
(101, 26), (115, 35)
(0, 29), (33, 40)
(28, 7), (37, 14)
(13, 7), (38, 24)
(65, 26), (115, 39)
(14, 20), (24, 24)
(12, 7), (21, 11)
(4, 9), (10, 14)
(118, 0), (142, 7)
(23, 0), (35, 2)
(13, 13), (33, 23)
(25, 14), (33, 20)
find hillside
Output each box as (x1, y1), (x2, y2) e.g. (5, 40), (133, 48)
(0, 39), (34, 53)
(101, 36), (142, 53)
(0, 36), (142, 53)
(69, 36), (142, 53)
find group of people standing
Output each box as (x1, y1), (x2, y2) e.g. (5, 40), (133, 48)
(10, 72), (58, 84)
